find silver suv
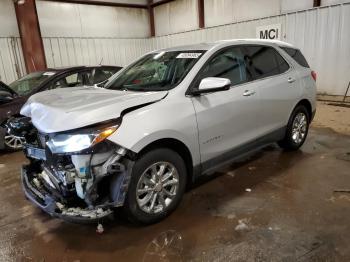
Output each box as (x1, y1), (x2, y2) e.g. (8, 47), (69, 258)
(17, 39), (316, 224)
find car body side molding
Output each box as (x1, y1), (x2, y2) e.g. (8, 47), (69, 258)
(194, 126), (286, 177)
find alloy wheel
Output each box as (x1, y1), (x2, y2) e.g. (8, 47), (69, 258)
(291, 112), (307, 144)
(4, 133), (25, 150)
(136, 161), (179, 214)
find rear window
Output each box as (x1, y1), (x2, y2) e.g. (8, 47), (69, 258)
(280, 47), (309, 68)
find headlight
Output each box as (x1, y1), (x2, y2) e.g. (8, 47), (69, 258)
(46, 125), (118, 154)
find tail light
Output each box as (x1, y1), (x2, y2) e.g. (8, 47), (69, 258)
(311, 71), (317, 81)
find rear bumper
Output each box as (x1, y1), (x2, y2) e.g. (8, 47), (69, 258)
(21, 165), (113, 223)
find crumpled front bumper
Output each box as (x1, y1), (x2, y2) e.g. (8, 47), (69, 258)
(21, 165), (113, 223)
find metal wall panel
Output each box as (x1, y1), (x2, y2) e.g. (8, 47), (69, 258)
(0, 0), (26, 84)
(36, 0), (150, 38)
(0, 0), (19, 37)
(42, 3), (350, 96)
(0, 37), (26, 84)
(322, 0), (350, 5)
(154, 0), (199, 36)
(281, 0), (313, 13)
(152, 3), (350, 96)
(204, 0), (281, 28)
(42, 37), (153, 68)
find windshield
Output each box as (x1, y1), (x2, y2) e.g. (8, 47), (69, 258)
(9, 71), (56, 96)
(106, 51), (205, 91)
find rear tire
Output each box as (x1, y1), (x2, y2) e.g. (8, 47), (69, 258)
(122, 148), (187, 225)
(278, 105), (310, 151)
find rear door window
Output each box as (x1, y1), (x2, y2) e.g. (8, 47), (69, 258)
(280, 47), (310, 68)
(242, 45), (289, 80)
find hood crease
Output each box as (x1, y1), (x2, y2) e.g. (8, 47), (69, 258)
(21, 86), (168, 133)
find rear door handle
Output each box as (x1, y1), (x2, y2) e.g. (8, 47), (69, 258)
(287, 77), (295, 83)
(243, 90), (256, 97)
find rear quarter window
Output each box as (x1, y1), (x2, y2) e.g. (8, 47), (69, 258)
(280, 47), (310, 68)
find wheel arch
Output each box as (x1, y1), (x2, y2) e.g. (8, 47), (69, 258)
(294, 99), (313, 121)
(137, 138), (195, 184)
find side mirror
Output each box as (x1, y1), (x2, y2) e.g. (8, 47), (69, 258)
(192, 77), (231, 95)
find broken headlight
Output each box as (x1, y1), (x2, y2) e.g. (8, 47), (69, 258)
(46, 124), (119, 154)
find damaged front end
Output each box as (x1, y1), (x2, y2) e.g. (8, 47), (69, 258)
(14, 117), (135, 223)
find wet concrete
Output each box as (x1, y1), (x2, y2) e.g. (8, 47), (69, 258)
(0, 127), (350, 261)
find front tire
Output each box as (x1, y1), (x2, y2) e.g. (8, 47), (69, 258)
(278, 105), (310, 151)
(123, 148), (187, 225)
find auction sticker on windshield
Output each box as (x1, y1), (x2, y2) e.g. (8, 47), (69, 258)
(176, 53), (202, 59)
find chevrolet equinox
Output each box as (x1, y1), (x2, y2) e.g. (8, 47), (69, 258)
(14, 39), (316, 224)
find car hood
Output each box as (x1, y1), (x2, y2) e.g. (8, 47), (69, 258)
(21, 86), (168, 133)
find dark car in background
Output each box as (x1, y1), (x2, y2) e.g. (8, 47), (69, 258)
(0, 65), (121, 150)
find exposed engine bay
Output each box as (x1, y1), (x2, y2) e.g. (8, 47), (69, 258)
(11, 117), (135, 222)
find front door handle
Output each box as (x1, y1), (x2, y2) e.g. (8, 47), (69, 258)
(243, 90), (256, 97)
(287, 77), (295, 83)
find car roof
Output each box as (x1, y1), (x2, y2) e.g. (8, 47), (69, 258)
(156, 39), (294, 52)
(45, 65), (121, 73)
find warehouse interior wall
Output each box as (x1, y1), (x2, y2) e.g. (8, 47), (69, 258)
(0, 0), (26, 84)
(0, 0), (19, 37)
(204, 0), (281, 28)
(35, 0), (151, 68)
(154, 0), (199, 36)
(151, 3), (350, 96)
(36, 1), (150, 38)
(0, 0), (349, 96)
(281, 0), (314, 13)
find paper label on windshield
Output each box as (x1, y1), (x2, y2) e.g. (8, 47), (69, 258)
(43, 72), (56, 76)
(176, 53), (202, 59)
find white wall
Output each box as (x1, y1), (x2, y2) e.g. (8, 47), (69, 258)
(41, 2), (350, 96)
(36, 0), (151, 68)
(150, 3), (350, 96)
(0, 0), (26, 84)
(154, 0), (350, 35)
(42, 37), (152, 68)
(0, 0), (19, 37)
(36, 0), (150, 38)
(154, 0), (199, 36)
(281, 0), (313, 13)
(204, 0), (281, 28)
(322, 0), (350, 5)
(155, 0), (283, 35)
(1, 0), (347, 95)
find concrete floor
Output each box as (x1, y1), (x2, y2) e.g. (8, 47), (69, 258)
(0, 102), (349, 261)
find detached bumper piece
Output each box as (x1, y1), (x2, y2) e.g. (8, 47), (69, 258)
(22, 165), (113, 223)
